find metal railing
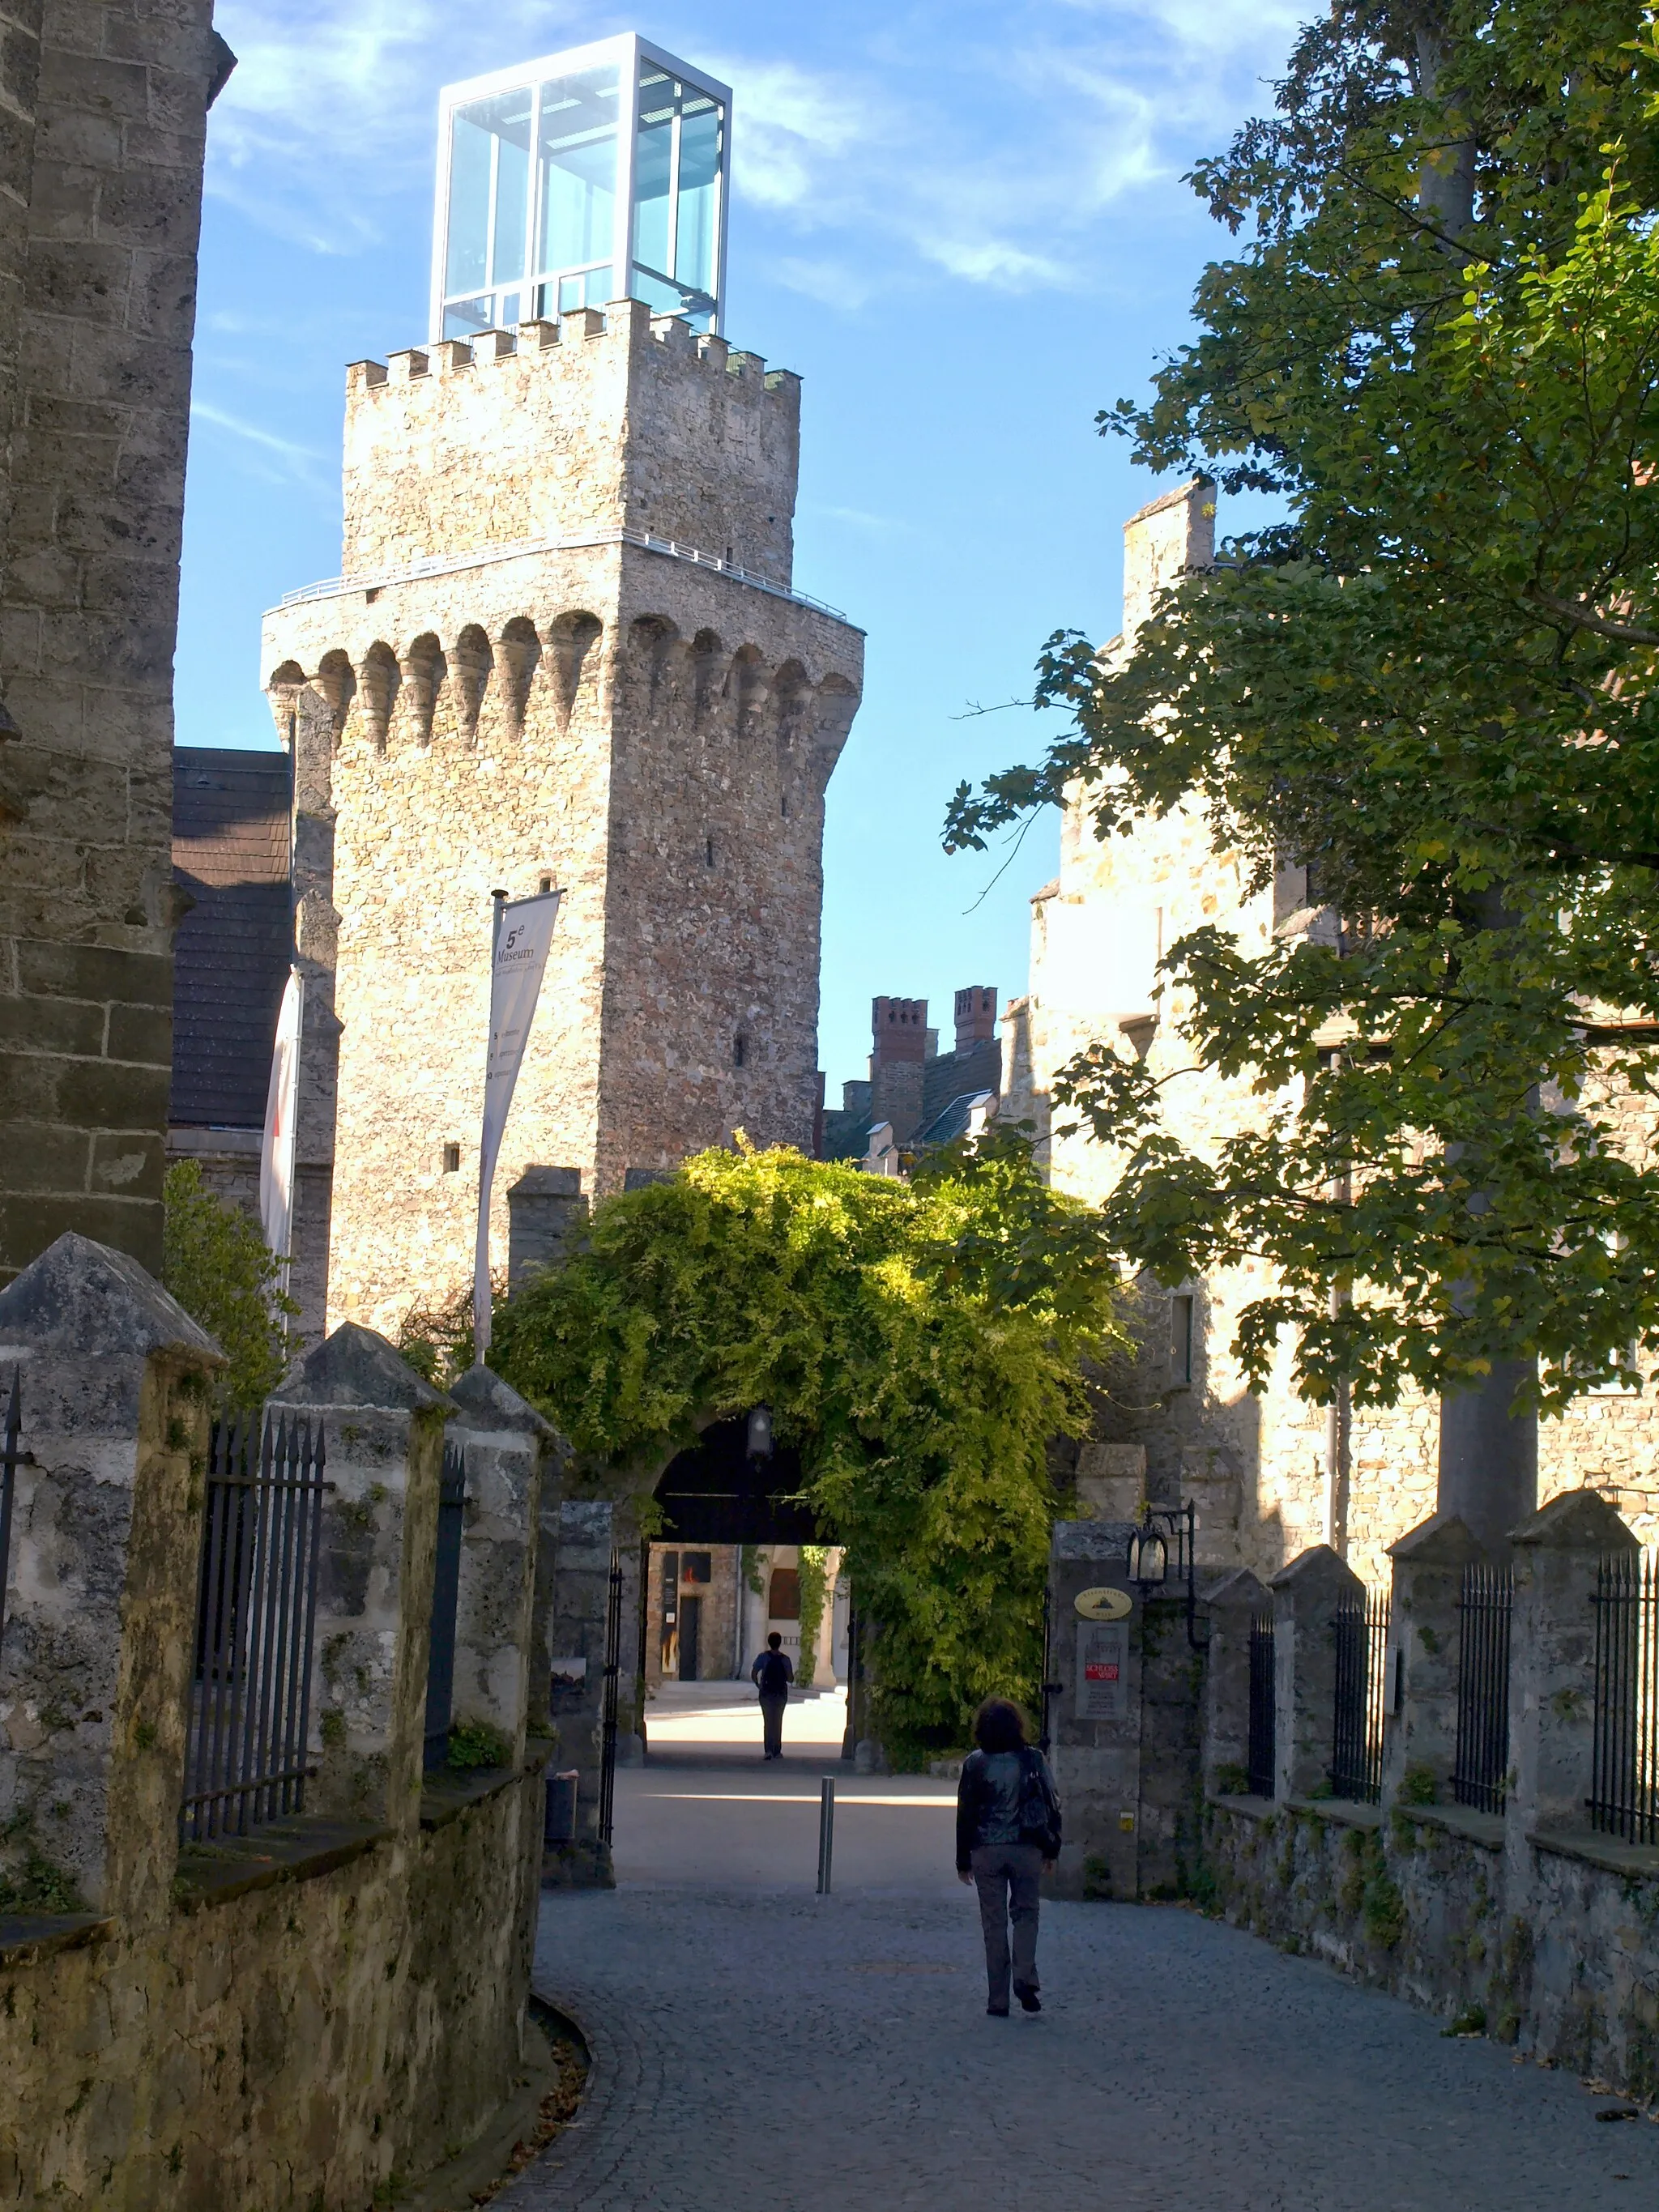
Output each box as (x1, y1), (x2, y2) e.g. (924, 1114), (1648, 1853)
(598, 1549), (623, 1847)
(1590, 1549), (1659, 1845)
(421, 1441), (468, 1771)
(0, 1371), (23, 1654)
(1247, 1609), (1276, 1796)
(181, 1415), (329, 1842)
(274, 523), (852, 625)
(1452, 1561), (1512, 1813)
(1330, 1589), (1391, 1804)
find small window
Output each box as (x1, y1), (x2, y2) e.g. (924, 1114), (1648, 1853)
(706, 836), (715, 868)
(1171, 1294), (1194, 1387)
(768, 1566), (800, 1619)
(681, 1551), (712, 1585)
(441, 1142), (461, 1174)
(539, 874), (553, 893)
(733, 1034), (747, 1068)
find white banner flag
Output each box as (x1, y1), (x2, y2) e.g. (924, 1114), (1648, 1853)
(475, 889), (563, 1360)
(260, 968), (305, 1289)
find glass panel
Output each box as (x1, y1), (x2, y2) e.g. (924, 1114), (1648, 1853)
(446, 91), (532, 298)
(445, 106), (493, 295)
(537, 65), (620, 279)
(675, 98), (721, 296)
(555, 267), (614, 314)
(492, 90), (531, 285)
(443, 296), (495, 339)
(633, 66), (674, 281)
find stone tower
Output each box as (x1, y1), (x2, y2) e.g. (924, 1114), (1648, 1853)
(261, 39), (864, 1336)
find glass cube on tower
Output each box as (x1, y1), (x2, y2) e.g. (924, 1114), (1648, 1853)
(433, 33), (730, 339)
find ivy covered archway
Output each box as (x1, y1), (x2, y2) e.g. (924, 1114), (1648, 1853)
(491, 1135), (1123, 1766)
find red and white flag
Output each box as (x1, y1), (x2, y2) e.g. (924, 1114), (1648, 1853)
(475, 890), (562, 1360)
(260, 968), (305, 1289)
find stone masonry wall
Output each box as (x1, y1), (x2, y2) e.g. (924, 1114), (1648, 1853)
(263, 305), (863, 1336)
(0, 2), (227, 1283)
(340, 305), (799, 588)
(1012, 479), (1659, 1587)
(1, 1770), (546, 2207)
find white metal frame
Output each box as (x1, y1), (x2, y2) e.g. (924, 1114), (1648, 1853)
(429, 32), (733, 342)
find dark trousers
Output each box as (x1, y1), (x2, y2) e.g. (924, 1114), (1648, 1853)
(970, 1842), (1043, 2009)
(759, 1693), (787, 1758)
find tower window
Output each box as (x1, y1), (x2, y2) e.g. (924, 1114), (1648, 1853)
(442, 1142), (462, 1174)
(539, 874), (553, 893)
(706, 836), (715, 868)
(733, 1034), (747, 1068)
(1170, 1294), (1194, 1387)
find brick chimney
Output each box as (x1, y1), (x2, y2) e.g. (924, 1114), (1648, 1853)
(953, 985), (997, 1058)
(870, 995), (927, 1144)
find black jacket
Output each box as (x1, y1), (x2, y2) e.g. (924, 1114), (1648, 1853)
(955, 1745), (1062, 1871)
(752, 1649), (794, 1698)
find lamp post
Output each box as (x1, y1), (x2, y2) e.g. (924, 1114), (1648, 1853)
(1125, 1499), (1209, 1651)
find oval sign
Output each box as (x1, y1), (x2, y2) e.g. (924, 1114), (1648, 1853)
(1074, 1585), (1132, 1622)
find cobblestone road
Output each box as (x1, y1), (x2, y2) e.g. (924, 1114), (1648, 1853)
(502, 1881), (1659, 2211)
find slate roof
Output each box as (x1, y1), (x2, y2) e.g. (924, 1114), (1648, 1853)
(817, 1037), (1004, 1164)
(170, 747), (292, 1129)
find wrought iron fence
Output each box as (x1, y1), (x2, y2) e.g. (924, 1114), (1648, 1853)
(421, 1441), (468, 1771)
(1452, 1561), (1512, 1813)
(181, 1415), (329, 1842)
(1590, 1549), (1659, 1845)
(1247, 1609), (1276, 1797)
(1329, 1589), (1391, 1803)
(598, 1548), (623, 1847)
(0, 1370), (23, 1655)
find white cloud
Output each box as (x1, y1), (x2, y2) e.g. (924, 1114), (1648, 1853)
(190, 400), (328, 488)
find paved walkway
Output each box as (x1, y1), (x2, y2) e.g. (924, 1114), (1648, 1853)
(501, 1690), (1659, 2211)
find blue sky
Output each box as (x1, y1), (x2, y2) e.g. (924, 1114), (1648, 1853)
(185, 0), (1303, 1095)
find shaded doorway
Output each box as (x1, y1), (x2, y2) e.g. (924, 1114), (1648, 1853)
(680, 1593), (702, 1681)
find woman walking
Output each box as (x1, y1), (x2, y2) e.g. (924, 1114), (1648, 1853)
(955, 1698), (1061, 2016)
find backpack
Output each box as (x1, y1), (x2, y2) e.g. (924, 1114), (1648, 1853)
(1016, 1747), (1062, 1857)
(755, 1651), (791, 1698)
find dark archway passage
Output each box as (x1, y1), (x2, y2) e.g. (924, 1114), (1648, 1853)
(653, 1414), (833, 1546)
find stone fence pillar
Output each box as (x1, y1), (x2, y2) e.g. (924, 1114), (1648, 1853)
(506, 1168), (588, 1294)
(268, 1323), (454, 1832)
(1201, 1568), (1269, 1797)
(446, 1365), (554, 1766)
(542, 1498), (616, 1883)
(0, 1233), (223, 1919)
(1507, 1489), (1636, 1848)
(1381, 1513), (1482, 1808)
(1272, 1543), (1364, 1801)
(1047, 1520), (1142, 1902)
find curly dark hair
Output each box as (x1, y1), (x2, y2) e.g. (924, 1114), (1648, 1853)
(973, 1698), (1028, 1754)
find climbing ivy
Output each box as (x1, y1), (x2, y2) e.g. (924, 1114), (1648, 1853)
(161, 1161), (296, 1410)
(796, 1545), (829, 1689)
(491, 1134), (1123, 1766)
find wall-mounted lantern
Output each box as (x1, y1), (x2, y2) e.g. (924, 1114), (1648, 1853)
(746, 1404), (774, 1462)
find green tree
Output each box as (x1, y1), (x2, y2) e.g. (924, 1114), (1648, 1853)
(161, 1161), (296, 1409)
(489, 1136), (1122, 1764)
(946, 0), (1659, 1416)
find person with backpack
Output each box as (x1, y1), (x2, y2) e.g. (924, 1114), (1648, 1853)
(750, 1631), (795, 1760)
(955, 1697), (1062, 2016)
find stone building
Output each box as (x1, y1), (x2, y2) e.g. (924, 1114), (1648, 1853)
(821, 986), (1001, 1161)
(255, 36), (864, 1340)
(1002, 479), (1659, 1587)
(0, 4), (233, 1282)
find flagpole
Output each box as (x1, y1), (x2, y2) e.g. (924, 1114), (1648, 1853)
(474, 890), (508, 1363)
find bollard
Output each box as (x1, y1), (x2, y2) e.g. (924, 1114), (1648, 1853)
(817, 1775), (836, 1894)
(544, 1768), (578, 1845)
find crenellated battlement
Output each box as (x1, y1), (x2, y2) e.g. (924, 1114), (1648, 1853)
(339, 296), (801, 586)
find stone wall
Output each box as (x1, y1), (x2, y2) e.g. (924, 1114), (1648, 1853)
(0, 1231), (558, 2205)
(262, 305), (863, 1337)
(1008, 479), (1659, 1587)
(1049, 1490), (1659, 2103)
(0, 2), (229, 1284)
